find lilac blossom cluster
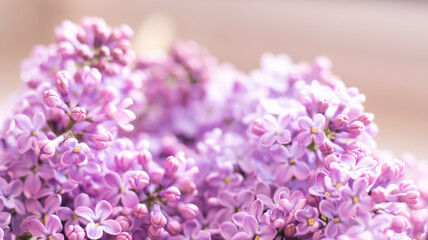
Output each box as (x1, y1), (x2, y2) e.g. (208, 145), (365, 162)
(0, 18), (427, 240)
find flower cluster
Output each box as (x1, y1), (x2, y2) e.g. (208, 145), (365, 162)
(0, 18), (427, 240)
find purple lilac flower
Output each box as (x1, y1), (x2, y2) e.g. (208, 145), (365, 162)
(27, 215), (64, 240)
(338, 178), (372, 218)
(60, 138), (91, 167)
(230, 215), (276, 240)
(14, 112), (47, 153)
(0, 177), (26, 215)
(320, 200), (354, 238)
(297, 113), (326, 146)
(75, 200), (121, 239)
(295, 206), (320, 235)
(258, 114), (291, 147)
(270, 142), (309, 183)
(169, 219), (211, 240)
(103, 171), (139, 208)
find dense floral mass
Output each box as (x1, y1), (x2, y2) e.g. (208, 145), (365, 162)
(0, 17), (427, 240)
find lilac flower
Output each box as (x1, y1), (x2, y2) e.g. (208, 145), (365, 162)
(230, 215), (276, 240)
(0, 177), (26, 215)
(103, 171), (139, 208)
(331, 154), (376, 179)
(320, 200), (354, 238)
(169, 219), (211, 240)
(295, 206), (320, 235)
(27, 215), (64, 240)
(205, 162), (243, 189)
(60, 138), (91, 167)
(309, 172), (340, 200)
(26, 194), (62, 221)
(338, 178), (372, 218)
(297, 113), (326, 146)
(0, 202), (11, 240)
(14, 112), (47, 153)
(215, 190), (254, 224)
(75, 200), (121, 239)
(270, 143), (309, 183)
(57, 193), (91, 228)
(104, 98), (136, 131)
(259, 114), (291, 147)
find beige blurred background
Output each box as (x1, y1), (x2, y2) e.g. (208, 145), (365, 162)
(0, 0), (427, 159)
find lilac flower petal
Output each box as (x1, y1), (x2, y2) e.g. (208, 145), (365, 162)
(231, 232), (252, 240)
(57, 207), (73, 220)
(353, 178), (367, 195)
(183, 220), (199, 238)
(95, 200), (112, 220)
(276, 130), (291, 145)
(356, 157), (376, 170)
(45, 194), (61, 214)
(260, 132), (276, 147)
(249, 200), (263, 219)
(297, 132), (312, 145)
(314, 132), (325, 145)
(51, 233), (64, 240)
(32, 112), (45, 130)
(236, 190), (254, 207)
(276, 165), (291, 184)
(86, 222), (103, 239)
(243, 215), (258, 235)
(8, 180), (23, 197)
(261, 115), (276, 131)
(294, 162), (310, 180)
(75, 206), (96, 221)
(17, 134), (32, 153)
(278, 114), (290, 128)
(338, 201), (354, 219)
(24, 174), (41, 195)
(104, 172), (121, 188)
(195, 230), (211, 240)
(319, 200), (335, 219)
(122, 191), (138, 208)
(325, 222), (339, 238)
(0, 212), (11, 226)
(45, 215), (62, 234)
(27, 219), (47, 237)
(15, 114), (32, 131)
(270, 144), (290, 163)
(313, 113), (325, 128)
(102, 219), (121, 235)
(221, 222), (238, 239)
(38, 165), (56, 180)
(75, 193), (91, 207)
(259, 225), (277, 240)
(298, 117), (313, 129)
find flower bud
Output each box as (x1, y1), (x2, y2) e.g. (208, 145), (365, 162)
(115, 150), (135, 170)
(132, 204), (148, 219)
(150, 169), (164, 184)
(58, 42), (75, 57)
(316, 98), (329, 114)
(251, 118), (266, 136)
(319, 142), (333, 155)
(323, 154), (339, 171)
(179, 203), (199, 219)
(77, 44), (94, 60)
(99, 45), (111, 57)
(273, 218), (286, 229)
(92, 129), (113, 150)
(399, 180), (417, 192)
(71, 107), (87, 121)
(43, 90), (62, 108)
(148, 225), (163, 240)
(116, 232), (132, 240)
(115, 215), (131, 232)
(129, 171), (149, 190)
(56, 70), (72, 94)
(284, 223), (296, 238)
(405, 191), (420, 206)
(137, 149), (152, 165)
(358, 113), (374, 126)
(151, 212), (167, 229)
(347, 121), (364, 137)
(164, 156), (179, 174)
(66, 225), (86, 240)
(380, 160), (405, 180)
(38, 140), (56, 160)
(390, 216), (410, 233)
(332, 114), (348, 129)
(82, 67), (101, 87)
(180, 180), (196, 194)
(306, 194), (320, 207)
(164, 186), (181, 203)
(166, 219), (182, 236)
(371, 187), (387, 203)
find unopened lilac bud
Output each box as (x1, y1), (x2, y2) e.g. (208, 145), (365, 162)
(66, 225), (86, 240)
(251, 118), (266, 136)
(150, 169), (164, 184)
(332, 114), (348, 129)
(164, 156), (179, 174)
(99, 45), (111, 57)
(371, 187), (387, 203)
(43, 90), (62, 108)
(132, 204), (148, 219)
(82, 67), (101, 87)
(399, 180), (417, 192)
(273, 219), (286, 229)
(115, 215), (131, 232)
(284, 223), (296, 238)
(116, 232), (132, 240)
(319, 142), (333, 155)
(148, 225), (163, 240)
(180, 180), (196, 194)
(58, 42), (75, 57)
(164, 186), (181, 203)
(71, 107), (87, 121)
(390, 216), (410, 233)
(166, 219), (182, 236)
(380, 160), (405, 180)
(92, 130), (113, 150)
(77, 44), (93, 60)
(56, 70), (72, 94)
(112, 48), (124, 59)
(38, 140), (56, 160)
(179, 203), (199, 219)
(151, 212), (167, 229)
(129, 171), (149, 190)
(306, 194), (320, 207)
(323, 154), (339, 171)
(115, 151), (135, 170)
(358, 113), (374, 126)
(347, 121), (364, 137)
(137, 149), (152, 165)
(405, 191), (420, 206)
(316, 98), (329, 114)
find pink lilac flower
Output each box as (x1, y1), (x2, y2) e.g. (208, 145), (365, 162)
(14, 112), (47, 153)
(27, 215), (64, 240)
(297, 113), (326, 146)
(258, 114), (291, 147)
(295, 206), (320, 235)
(75, 200), (121, 239)
(230, 215), (276, 240)
(270, 142), (309, 183)
(338, 178), (373, 218)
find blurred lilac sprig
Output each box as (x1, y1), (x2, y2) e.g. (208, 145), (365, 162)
(0, 17), (427, 240)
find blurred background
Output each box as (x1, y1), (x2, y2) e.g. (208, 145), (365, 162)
(0, 0), (427, 159)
